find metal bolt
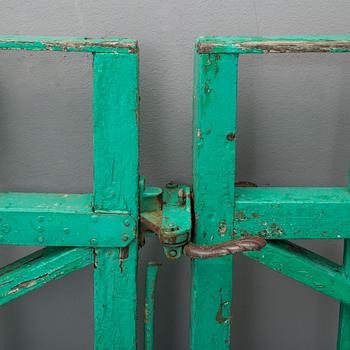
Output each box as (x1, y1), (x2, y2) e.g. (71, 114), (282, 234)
(124, 219), (130, 227)
(63, 227), (70, 234)
(37, 236), (45, 243)
(168, 250), (177, 258)
(90, 238), (98, 245)
(122, 234), (129, 242)
(91, 215), (98, 223)
(37, 216), (44, 223)
(37, 226), (44, 233)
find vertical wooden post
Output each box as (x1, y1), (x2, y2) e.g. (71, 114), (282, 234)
(191, 51), (238, 349)
(337, 239), (350, 349)
(93, 52), (139, 350)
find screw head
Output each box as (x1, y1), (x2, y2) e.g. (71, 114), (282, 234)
(122, 234), (129, 242)
(168, 250), (178, 258)
(37, 236), (44, 243)
(124, 219), (130, 227)
(90, 238), (98, 245)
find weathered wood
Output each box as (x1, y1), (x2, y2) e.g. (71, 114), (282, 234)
(191, 52), (238, 349)
(337, 239), (350, 349)
(0, 35), (137, 54)
(244, 240), (350, 303)
(234, 187), (350, 239)
(0, 247), (92, 305)
(93, 52), (139, 350)
(197, 35), (350, 54)
(0, 192), (135, 247)
(94, 245), (138, 349)
(93, 53), (139, 213)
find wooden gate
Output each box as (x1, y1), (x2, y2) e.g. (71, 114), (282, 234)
(1, 35), (350, 349)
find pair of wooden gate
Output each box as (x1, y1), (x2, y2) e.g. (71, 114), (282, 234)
(0, 35), (350, 349)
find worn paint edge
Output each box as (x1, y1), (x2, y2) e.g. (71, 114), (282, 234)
(196, 36), (350, 54)
(0, 36), (138, 53)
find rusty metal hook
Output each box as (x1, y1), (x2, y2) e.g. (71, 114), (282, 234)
(184, 236), (266, 259)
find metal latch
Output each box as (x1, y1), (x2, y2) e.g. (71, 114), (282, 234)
(140, 177), (266, 259)
(184, 236), (266, 259)
(140, 178), (191, 259)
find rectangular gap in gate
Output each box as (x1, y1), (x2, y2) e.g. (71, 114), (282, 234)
(0, 50), (93, 193)
(0, 244), (93, 349)
(232, 251), (339, 349)
(236, 53), (350, 187)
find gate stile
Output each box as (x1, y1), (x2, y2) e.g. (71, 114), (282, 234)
(1, 35), (350, 349)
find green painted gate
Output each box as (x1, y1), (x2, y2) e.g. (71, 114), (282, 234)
(1, 35), (350, 349)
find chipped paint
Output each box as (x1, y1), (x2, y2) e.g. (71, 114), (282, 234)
(235, 40), (350, 53)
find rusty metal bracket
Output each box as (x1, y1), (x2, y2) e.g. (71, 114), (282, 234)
(140, 177), (192, 259)
(140, 177), (266, 259)
(183, 236), (266, 259)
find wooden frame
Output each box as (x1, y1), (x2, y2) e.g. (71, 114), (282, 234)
(192, 36), (350, 350)
(0, 36), (139, 349)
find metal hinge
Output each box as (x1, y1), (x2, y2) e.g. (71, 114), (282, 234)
(140, 177), (191, 259)
(140, 177), (266, 259)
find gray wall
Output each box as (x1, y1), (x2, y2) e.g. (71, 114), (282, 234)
(0, 1), (349, 349)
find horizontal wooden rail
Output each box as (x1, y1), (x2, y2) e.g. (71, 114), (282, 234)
(197, 35), (350, 54)
(0, 247), (93, 305)
(0, 192), (135, 247)
(0, 35), (137, 54)
(243, 240), (350, 303)
(234, 187), (350, 240)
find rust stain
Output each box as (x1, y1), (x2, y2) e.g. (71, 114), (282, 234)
(204, 81), (210, 94)
(216, 300), (231, 324)
(140, 211), (162, 235)
(7, 273), (48, 295)
(235, 211), (247, 221)
(235, 40), (350, 53)
(226, 133), (236, 141)
(218, 221), (227, 235)
(197, 43), (226, 54)
(252, 212), (260, 218)
(0, 39), (137, 51)
(119, 246), (130, 273)
(197, 43), (214, 54)
(216, 291), (231, 325)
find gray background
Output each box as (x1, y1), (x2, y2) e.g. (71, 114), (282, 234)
(0, 0), (349, 349)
